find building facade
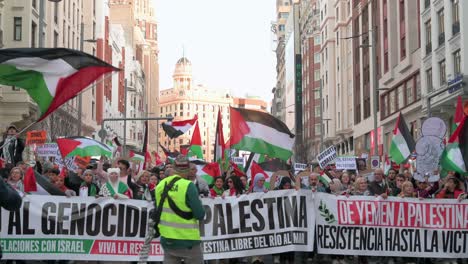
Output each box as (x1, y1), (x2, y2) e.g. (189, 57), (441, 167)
(159, 57), (268, 162)
(420, 0), (467, 135)
(379, 0), (422, 154)
(299, 0), (322, 161)
(109, 0), (159, 151)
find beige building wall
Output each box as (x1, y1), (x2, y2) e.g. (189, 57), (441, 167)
(320, 0), (337, 147)
(333, 0), (354, 155)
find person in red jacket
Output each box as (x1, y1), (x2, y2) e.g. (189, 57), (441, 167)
(436, 175), (464, 199)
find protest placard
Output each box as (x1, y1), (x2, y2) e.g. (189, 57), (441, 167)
(36, 143), (59, 157)
(317, 146), (337, 169)
(335, 156), (357, 170)
(231, 157), (245, 167)
(74, 156), (91, 169)
(294, 163), (308, 174)
(1, 190), (315, 261)
(315, 193), (468, 258)
(26, 130), (47, 146)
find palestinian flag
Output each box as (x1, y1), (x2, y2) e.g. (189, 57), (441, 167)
(198, 162), (221, 185)
(153, 151), (164, 166)
(57, 136), (113, 158)
(229, 161), (246, 177)
(129, 150), (145, 163)
(230, 107), (295, 161)
(188, 122), (203, 159)
(0, 48), (119, 121)
(452, 96), (465, 132)
(162, 115), (198, 139)
(214, 110), (227, 171)
(383, 155), (391, 175)
(389, 112), (416, 164)
(23, 167), (65, 195)
(247, 161), (271, 190)
(319, 171), (332, 187)
(440, 116), (468, 174)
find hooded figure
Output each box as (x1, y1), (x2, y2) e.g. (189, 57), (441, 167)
(252, 174), (267, 193)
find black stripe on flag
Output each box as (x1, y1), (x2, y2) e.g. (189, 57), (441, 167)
(233, 107), (294, 138)
(0, 48), (119, 71)
(396, 113), (416, 152)
(161, 122), (184, 139)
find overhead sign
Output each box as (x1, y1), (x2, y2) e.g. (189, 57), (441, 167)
(335, 156), (357, 170)
(317, 146), (337, 169)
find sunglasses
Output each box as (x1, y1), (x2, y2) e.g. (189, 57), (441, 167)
(228, 180), (233, 183)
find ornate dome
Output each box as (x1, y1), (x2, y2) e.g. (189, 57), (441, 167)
(176, 57), (191, 65)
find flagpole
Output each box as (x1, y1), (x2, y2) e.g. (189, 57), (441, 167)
(244, 152), (256, 173)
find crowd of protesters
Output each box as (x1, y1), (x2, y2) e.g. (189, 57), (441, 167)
(1, 125), (468, 264)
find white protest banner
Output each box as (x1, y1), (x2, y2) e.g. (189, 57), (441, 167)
(1, 190), (315, 261)
(36, 143), (59, 157)
(317, 146), (337, 169)
(335, 156), (357, 170)
(315, 193), (468, 258)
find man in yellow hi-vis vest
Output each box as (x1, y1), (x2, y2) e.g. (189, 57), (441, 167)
(155, 155), (205, 263)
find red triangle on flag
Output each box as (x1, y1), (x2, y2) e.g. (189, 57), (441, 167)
(57, 138), (81, 157)
(23, 167), (37, 193)
(229, 161), (246, 176)
(229, 107), (250, 146)
(202, 162), (221, 177)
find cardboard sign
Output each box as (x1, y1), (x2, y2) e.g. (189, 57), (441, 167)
(317, 146), (337, 169)
(370, 156), (380, 169)
(335, 156), (357, 170)
(26, 130), (47, 145)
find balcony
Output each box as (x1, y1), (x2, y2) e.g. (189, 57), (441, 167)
(438, 33), (445, 46)
(425, 43), (432, 55)
(452, 22), (460, 36)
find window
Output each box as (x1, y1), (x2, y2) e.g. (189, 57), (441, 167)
(314, 70), (320, 80)
(279, 25), (285, 31)
(315, 105), (321, 116)
(314, 35), (321, 45)
(314, 53), (320, 64)
(399, 0), (406, 60)
(425, 20), (432, 55)
(92, 101), (96, 120)
(452, 0), (460, 35)
(13, 17), (22, 41)
(389, 90), (396, 114)
(437, 9), (445, 45)
(315, 124), (321, 135)
(54, 31), (59, 47)
(31, 22), (37, 48)
(397, 85), (405, 109)
(416, 74), (421, 100)
(406, 78), (414, 104)
(426, 68), (433, 92)
(439, 60), (446, 85)
(453, 49), (461, 76)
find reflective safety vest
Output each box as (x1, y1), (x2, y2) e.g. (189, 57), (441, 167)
(155, 175), (201, 241)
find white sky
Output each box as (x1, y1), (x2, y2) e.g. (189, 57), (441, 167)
(154, 0), (277, 103)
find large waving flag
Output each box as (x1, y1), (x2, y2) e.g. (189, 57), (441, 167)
(57, 136), (113, 158)
(389, 112), (416, 164)
(441, 116), (468, 174)
(162, 115), (198, 139)
(0, 48), (119, 121)
(229, 107), (295, 161)
(188, 122), (203, 159)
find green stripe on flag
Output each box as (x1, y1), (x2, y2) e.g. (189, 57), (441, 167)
(189, 145), (203, 159)
(0, 64), (52, 114)
(67, 145), (112, 158)
(232, 136), (293, 161)
(440, 143), (466, 174)
(389, 133), (410, 164)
